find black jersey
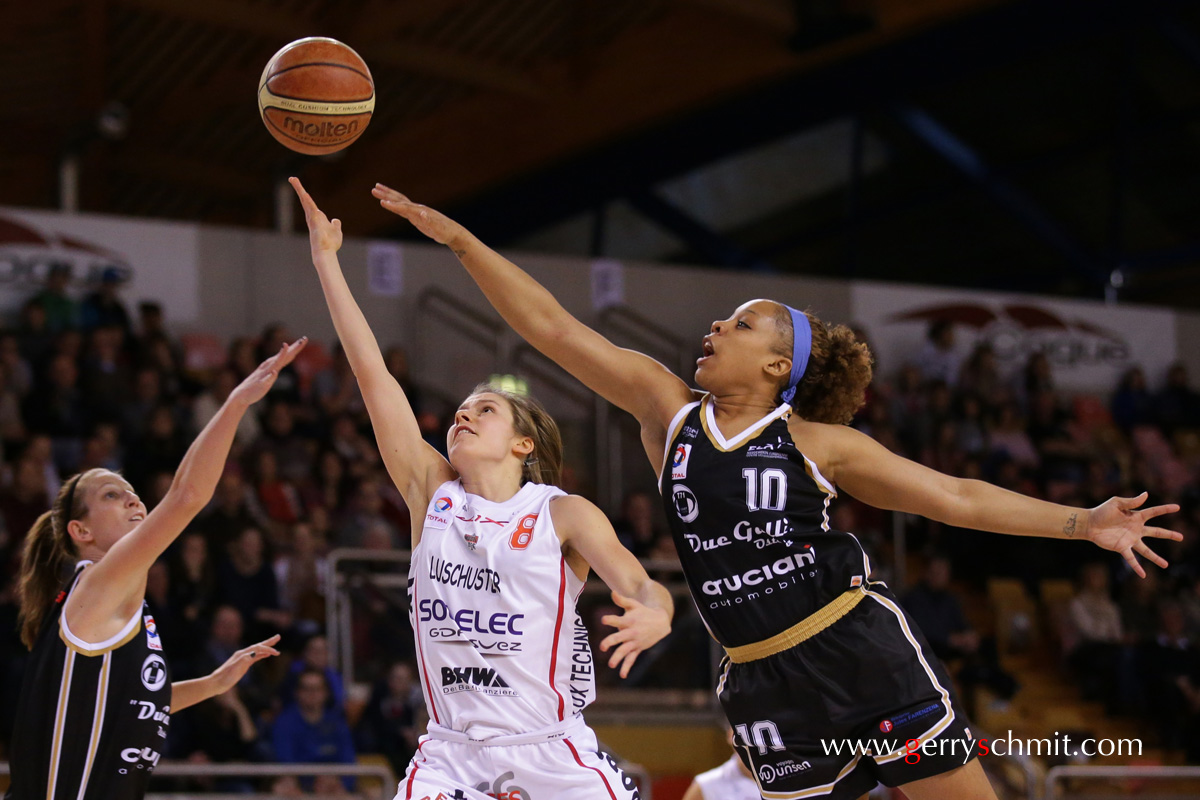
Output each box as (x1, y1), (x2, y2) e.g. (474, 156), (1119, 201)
(6, 562), (172, 800)
(659, 396), (872, 648)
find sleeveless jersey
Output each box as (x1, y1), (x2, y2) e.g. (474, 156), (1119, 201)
(408, 480), (595, 739)
(7, 562), (172, 800)
(694, 754), (760, 800)
(659, 395), (872, 647)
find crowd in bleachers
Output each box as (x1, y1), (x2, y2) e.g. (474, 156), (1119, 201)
(847, 320), (1200, 761)
(0, 279), (1197, 786)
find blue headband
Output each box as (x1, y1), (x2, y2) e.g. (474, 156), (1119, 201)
(780, 305), (812, 405)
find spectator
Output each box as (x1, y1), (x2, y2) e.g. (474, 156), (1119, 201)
(1155, 362), (1200, 433)
(30, 264), (79, 334)
(228, 336), (259, 380)
(128, 403), (188, 492)
(303, 449), (350, 513)
(133, 300), (183, 368)
(80, 267), (133, 335)
(355, 661), (421, 779)
(275, 521), (327, 630)
(1022, 351), (1055, 404)
(312, 344), (364, 421)
(16, 300), (53, 367)
(1067, 563), (1125, 707)
(0, 330), (33, 398)
(1139, 603), (1199, 751)
(902, 555), (1017, 714)
(197, 467), (264, 551)
(171, 685), (261, 791)
(988, 403), (1039, 469)
(335, 476), (398, 549)
(613, 489), (662, 559)
(79, 325), (131, 424)
(217, 526), (291, 644)
(958, 342), (1003, 407)
(192, 368), (262, 446)
(252, 449), (303, 527)
(169, 531), (215, 666)
(915, 319), (961, 387)
(0, 456), (49, 569)
(120, 367), (163, 445)
(271, 668), (356, 795)
(256, 401), (314, 484)
(23, 353), (88, 470)
(1111, 367), (1155, 432)
(384, 345), (423, 413)
(280, 634), (346, 710)
(257, 323), (302, 404)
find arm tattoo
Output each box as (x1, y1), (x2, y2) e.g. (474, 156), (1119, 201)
(452, 247), (467, 257)
(1063, 513), (1078, 538)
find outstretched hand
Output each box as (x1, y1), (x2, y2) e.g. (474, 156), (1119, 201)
(207, 635), (281, 696)
(231, 338), (307, 406)
(290, 177), (343, 254)
(599, 590), (671, 679)
(1086, 493), (1181, 578)
(372, 183), (467, 249)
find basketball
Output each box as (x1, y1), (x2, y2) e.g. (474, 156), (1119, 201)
(257, 37), (374, 155)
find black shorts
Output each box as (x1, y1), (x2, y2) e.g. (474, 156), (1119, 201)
(717, 584), (976, 800)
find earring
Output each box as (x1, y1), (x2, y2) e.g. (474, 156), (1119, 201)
(523, 455), (539, 467)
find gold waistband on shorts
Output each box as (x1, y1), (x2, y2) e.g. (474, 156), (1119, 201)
(723, 587), (866, 663)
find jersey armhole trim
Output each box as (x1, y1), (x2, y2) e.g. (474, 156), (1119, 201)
(659, 400), (701, 484)
(60, 606), (141, 656)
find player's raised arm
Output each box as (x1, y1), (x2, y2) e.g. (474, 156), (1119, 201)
(549, 494), (673, 679)
(292, 178), (454, 517)
(808, 421), (1182, 578)
(65, 340), (306, 640)
(374, 184), (695, 432)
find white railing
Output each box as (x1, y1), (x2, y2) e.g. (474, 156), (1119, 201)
(1044, 765), (1200, 798)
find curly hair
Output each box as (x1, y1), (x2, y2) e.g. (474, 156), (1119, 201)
(770, 304), (873, 425)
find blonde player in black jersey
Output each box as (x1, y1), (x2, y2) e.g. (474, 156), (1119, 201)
(7, 341), (304, 800)
(374, 184), (1181, 800)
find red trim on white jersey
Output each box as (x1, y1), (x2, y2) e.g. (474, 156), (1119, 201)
(411, 579), (441, 725)
(564, 738), (619, 800)
(548, 558), (568, 720)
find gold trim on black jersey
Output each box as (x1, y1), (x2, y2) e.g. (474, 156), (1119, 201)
(77, 651), (112, 797)
(59, 612), (142, 657)
(46, 649), (75, 800)
(699, 395), (791, 453)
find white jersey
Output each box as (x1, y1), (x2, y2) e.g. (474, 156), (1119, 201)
(409, 480), (596, 738)
(695, 755), (760, 800)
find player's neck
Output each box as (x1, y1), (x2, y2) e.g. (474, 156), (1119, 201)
(710, 391), (780, 429)
(458, 466), (524, 505)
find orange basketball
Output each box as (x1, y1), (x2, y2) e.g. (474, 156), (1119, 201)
(258, 37), (374, 155)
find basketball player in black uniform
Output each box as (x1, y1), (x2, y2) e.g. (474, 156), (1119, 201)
(6, 340), (305, 800)
(377, 186), (1181, 800)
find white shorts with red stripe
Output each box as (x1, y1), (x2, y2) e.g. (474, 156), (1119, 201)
(397, 715), (641, 800)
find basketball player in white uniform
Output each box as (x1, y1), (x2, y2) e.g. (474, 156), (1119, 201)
(682, 729), (763, 800)
(292, 179), (674, 800)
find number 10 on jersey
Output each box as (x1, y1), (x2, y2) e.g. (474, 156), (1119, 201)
(743, 468), (787, 512)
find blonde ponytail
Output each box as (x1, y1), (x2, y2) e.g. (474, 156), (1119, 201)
(16, 472), (97, 649)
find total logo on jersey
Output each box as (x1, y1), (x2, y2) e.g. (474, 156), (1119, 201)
(441, 666), (519, 697)
(701, 546), (818, 607)
(427, 496), (454, 529)
(418, 598), (525, 636)
(428, 556), (502, 594)
(144, 613), (163, 651)
(671, 443), (692, 480)
(683, 517), (796, 553)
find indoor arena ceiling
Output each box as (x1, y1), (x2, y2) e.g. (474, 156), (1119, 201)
(6, 0), (1200, 306)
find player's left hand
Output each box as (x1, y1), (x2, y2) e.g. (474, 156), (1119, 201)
(1086, 493), (1182, 578)
(208, 634), (281, 695)
(599, 591), (671, 679)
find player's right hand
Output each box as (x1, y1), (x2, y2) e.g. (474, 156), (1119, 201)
(373, 183), (467, 249)
(290, 177), (343, 255)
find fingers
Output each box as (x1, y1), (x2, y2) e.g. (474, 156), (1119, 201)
(1139, 503), (1180, 521)
(600, 628), (630, 653)
(1122, 548), (1147, 579)
(607, 640), (637, 671)
(372, 183), (410, 204)
(270, 337), (309, 369)
(1117, 492), (1149, 511)
(611, 590), (637, 610)
(288, 177), (315, 211)
(599, 614), (626, 631)
(1134, 540), (1169, 570)
(260, 634), (282, 647)
(1145, 527), (1184, 541)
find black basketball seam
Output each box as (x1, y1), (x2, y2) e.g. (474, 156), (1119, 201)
(262, 105), (374, 117)
(263, 112), (370, 149)
(259, 86), (375, 104)
(264, 60), (372, 83)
